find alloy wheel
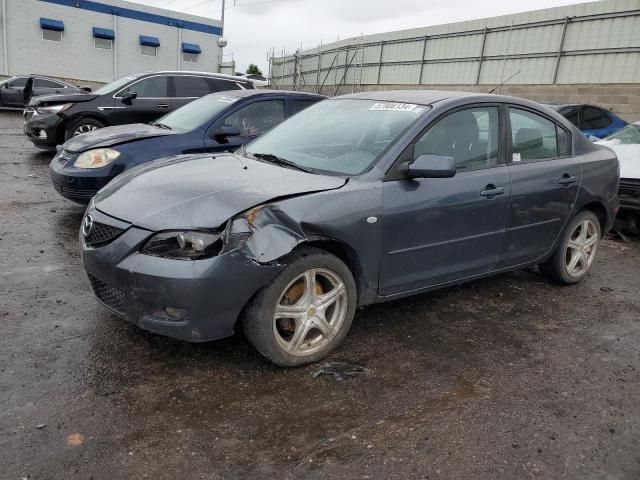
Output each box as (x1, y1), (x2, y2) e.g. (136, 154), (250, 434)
(273, 268), (348, 357)
(73, 124), (99, 136)
(565, 219), (599, 278)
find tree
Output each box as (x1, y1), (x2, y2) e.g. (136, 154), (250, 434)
(246, 64), (263, 76)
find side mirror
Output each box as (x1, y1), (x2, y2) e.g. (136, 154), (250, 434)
(121, 91), (137, 105)
(80, 86), (92, 93)
(212, 125), (241, 142)
(407, 154), (456, 179)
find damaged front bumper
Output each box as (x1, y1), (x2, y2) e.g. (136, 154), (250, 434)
(81, 208), (283, 342)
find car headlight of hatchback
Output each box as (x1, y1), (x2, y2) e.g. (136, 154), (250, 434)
(141, 231), (223, 260)
(73, 148), (121, 169)
(36, 103), (73, 115)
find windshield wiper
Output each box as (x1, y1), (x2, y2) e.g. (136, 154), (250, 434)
(251, 153), (313, 173)
(153, 123), (172, 130)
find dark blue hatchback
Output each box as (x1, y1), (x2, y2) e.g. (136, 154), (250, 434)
(49, 90), (325, 203)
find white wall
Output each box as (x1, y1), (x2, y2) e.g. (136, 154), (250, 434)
(0, 0), (222, 82)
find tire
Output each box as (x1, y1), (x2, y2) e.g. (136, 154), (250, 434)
(64, 117), (105, 141)
(242, 247), (357, 367)
(539, 210), (601, 284)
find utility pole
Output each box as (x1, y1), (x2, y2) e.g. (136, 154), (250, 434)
(218, 0), (226, 72)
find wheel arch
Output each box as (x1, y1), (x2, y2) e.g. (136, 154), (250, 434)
(57, 112), (109, 142)
(579, 201), (608, 235)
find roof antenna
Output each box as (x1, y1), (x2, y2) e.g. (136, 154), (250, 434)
(488, 70), (520, 94)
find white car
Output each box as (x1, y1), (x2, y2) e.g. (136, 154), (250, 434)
(596, 122), (640, 233)
(236, 73), (269, 87)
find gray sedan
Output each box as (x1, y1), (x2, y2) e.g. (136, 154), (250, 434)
(80, 90), (619, 366)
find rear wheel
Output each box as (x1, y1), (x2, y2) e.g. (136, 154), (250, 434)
(539, 210), (601, 284)
(64, 117), (105, 140)
(242, 247), (357, 367)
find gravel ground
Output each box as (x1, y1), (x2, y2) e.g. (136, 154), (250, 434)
(0, 111), (639, 480)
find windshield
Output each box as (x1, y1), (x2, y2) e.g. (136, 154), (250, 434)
(93, 75), (139, 95)
(153, 93), (240, 131)
(245, 99), (428, 175)
(601, 124), (640, 145)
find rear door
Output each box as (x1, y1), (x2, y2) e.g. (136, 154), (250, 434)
(0, 77), (27, 107)
(380, 104), (511, 294)
(498, 106), (581, 268)
(110, 75), (170, 124)
(170, 75), (215, 111)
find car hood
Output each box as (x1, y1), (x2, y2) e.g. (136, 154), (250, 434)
(29, 92), (97, 106)
(596, 142), (640, 179)
(63, 123), (178, 152)
(93, 153), (348, 231)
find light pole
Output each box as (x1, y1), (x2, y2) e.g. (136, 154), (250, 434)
(218, 0), (226, 72)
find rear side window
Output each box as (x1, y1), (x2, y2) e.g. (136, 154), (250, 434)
(290, 98), (320, 115)
(581, 107), (612, 129)
(558, 106), (579, 128)
(211, 79), (242, 92)
(173, 76), (212, 98)
(509, 108), (568, 161)
(119, 76), (168, 98)
(222, 100), (285, 138)
(35, 79), (64, 88)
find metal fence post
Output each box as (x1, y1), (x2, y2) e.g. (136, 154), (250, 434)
(475, 28), (488, 85)
(376, 41), (385, 85)
(418, 35), (428, 85)
(552, 17), (570, 84)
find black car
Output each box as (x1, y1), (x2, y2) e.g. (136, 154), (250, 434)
(49, 90), (324, 203)
(81, 90), (619, 366)
(0, 75), (87, 109)
(23, 71), (255, 150)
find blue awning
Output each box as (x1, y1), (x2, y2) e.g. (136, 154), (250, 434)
(40, 18), (64, 31)
(93, 27), (115, 40)
(139, 35), (160, 47)
(182, 42), (201, 54)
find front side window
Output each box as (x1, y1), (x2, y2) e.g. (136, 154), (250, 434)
(42, 30), (62, 42)
(509, 108), (565, 162)
(119, 76), (168, 98)
(581, 107), (612, 130)
(6, 77), (27, 88)
(34, 79), (64, 88)
(413, 106), (499, 171)
(223, 100), (285, 138)
(246, 99), (428, 175)
(173, 76), (212, 98)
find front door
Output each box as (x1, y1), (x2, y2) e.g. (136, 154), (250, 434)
(110, 75), (170, 125)
(0, 77), (27, 107)
(497, 106), (581, 268)
(380, 105), (510, 295)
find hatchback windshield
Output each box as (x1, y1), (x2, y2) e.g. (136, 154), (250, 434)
(153, 93), (241, 131)
(93, 75), (138, 95)
(601, 124), (640, 145)
(245, 99), (429, 175)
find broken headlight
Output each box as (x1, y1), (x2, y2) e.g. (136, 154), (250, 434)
(141, 231), (223, 260)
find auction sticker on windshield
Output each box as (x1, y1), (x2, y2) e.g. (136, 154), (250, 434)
(218, 96), (239, 104)
(369, 102), (419, 112)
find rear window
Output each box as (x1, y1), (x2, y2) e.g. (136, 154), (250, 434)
(581, 107), (611, 130)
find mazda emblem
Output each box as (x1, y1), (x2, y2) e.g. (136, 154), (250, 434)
(82, 215), (94, 237)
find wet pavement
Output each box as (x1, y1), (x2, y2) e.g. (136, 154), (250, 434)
(0, 111), (639, 479)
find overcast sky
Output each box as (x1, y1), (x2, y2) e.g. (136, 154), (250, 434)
(135, 0), (584, 74)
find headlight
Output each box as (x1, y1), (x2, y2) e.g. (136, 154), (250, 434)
(36, 103), (73, 115)
(73, 148), (121, 169)
(141, 231), (223, 260)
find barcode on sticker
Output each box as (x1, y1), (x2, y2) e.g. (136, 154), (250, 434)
(369, 102), (418, 112)
(513, 152), (521, 163)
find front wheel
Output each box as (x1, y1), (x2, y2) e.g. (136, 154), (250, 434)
(242, 247), (357, 367)
(539, 210), (601, 284)
(64, 117), (105, 141)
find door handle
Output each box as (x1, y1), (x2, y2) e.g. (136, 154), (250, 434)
(558, 174), (577, 186)
(157, 104), (169, 108)
(480, 185), (506, 198)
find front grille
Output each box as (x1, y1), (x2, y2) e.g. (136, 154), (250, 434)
(88, 274), (126, 314)
(85, 222), (124, 247)
(60, 185), (97, 200)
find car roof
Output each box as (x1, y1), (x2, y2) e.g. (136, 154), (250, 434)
(335, 90), (485, 105)
(226, 89), (324, 99)
(139, 70), (253, 82)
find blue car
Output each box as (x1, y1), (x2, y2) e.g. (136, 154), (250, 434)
(49, 90), (325, 203)
(547, 103), (627, 139)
